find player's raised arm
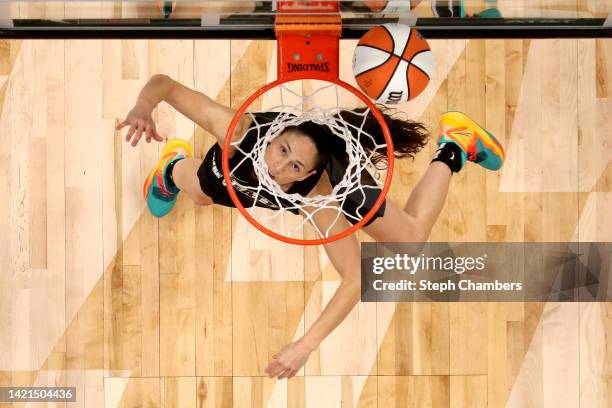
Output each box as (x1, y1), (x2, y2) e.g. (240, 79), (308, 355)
(119, 74), (251, 155)
(163, 75), (252, 151)
(300, 173), (362, 350)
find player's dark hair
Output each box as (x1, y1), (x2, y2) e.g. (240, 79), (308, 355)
(337, 105), (430, 167)
(283, 105), (429, 171)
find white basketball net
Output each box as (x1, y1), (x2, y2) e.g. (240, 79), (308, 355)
(228, 81), (389, 240)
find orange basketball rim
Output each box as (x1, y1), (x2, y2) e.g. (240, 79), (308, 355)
(221, 0), (394, 246)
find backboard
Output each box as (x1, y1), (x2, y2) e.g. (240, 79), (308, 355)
(1, 0), (610, 38)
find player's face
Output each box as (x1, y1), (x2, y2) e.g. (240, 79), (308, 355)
(264, 130), (318, 186)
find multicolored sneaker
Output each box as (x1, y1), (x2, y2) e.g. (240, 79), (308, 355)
(143, 139), (193, 217)
(437, 111), (505, 171)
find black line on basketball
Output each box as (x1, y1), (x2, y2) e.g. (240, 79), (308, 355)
(405, 62), (411, 101)
(380, 25), (396, 57)
(407, 52), (432, 81)
(357, 43), (394, 57)
(375, 56), (402, 101)
(398, 26), (413, 59)
(399, 49), (432, 72)
(353, 45), (394, 76)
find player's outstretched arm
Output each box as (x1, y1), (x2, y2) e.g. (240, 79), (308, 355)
(264, 173), (362, 380)
(119, 74), (251, 156)
(163, 74), (252, 153)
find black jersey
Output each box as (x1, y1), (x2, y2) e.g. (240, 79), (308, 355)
(197, 112), (324, 212)
(196, 112), (386, 225)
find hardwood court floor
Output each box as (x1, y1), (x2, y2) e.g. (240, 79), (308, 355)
(0, 2), (611, 408)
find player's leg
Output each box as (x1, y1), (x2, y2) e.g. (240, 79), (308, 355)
(153, 142), (214, 206)
(362, 111), (505, 242)
(170, 158), (214, 206)
(362, 161), (451, 242)
(143, 140), (214, 217)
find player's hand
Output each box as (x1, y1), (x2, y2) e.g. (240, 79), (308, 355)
(116, 103), (165, 147)
(264, 340), (313, 380)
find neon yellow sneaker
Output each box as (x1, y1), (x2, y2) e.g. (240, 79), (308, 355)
(437, 111), (505, 171)
(143, 139), (193, 217)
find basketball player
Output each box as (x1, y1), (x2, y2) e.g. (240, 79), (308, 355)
(117, 74), (504, 379)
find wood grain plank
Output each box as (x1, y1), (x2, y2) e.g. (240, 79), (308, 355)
(378, 302), (450, 375)
(484, 39), (507, 240)
(162, 376), (197, 408)
(105, 377), (161, 408)
(195, 377), (234, 408)
(64, 38), (105, 407)
(378, 376), (450, 408)
(194, 39), (233, 377)
(596, 38), (612, 99)
(156, 39), (198, 377)
(450, 376), (487, 408)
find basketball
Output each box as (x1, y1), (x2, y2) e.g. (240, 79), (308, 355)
(353, 24), (434, 104)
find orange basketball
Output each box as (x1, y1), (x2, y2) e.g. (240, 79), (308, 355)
(353, 24), (434, 104)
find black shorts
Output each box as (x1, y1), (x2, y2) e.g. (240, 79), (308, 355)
(196, 144), (386, 227)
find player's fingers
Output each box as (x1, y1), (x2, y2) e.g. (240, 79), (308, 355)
(131, 125), (145, 147)
(269, 367), (286, 378)
(266, 362), (285, 378)
(145, 127), (155, 143)
(278, 368), (293, 380)
(154, 130), (165, 142)
(265, 361), (280, 376)
(125, 125), (136, 143)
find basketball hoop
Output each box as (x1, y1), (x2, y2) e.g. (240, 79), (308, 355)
(222, 1), (394, 245)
